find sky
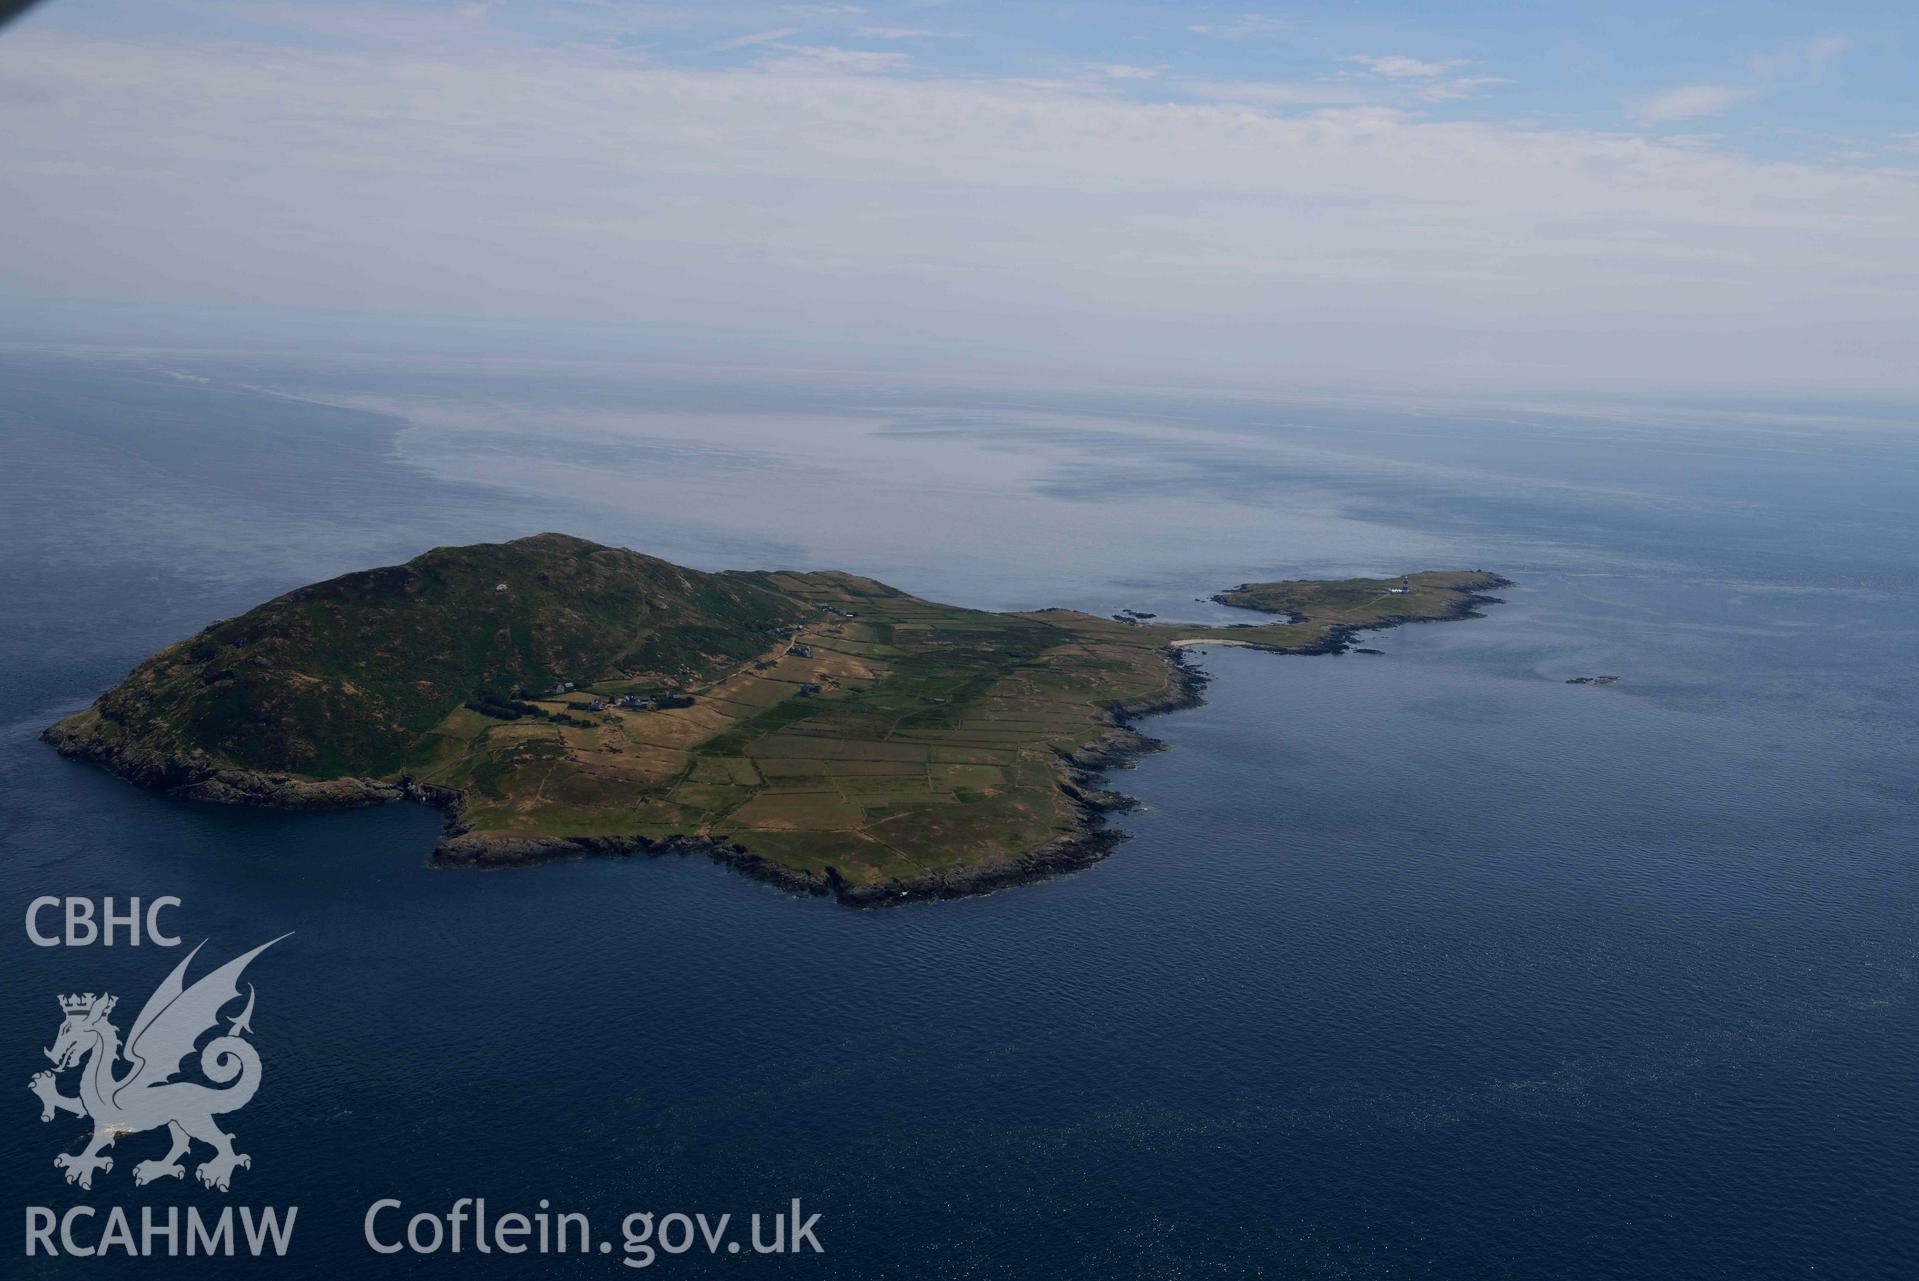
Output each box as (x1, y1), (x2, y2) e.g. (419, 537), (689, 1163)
(1, 1), (1917, 393)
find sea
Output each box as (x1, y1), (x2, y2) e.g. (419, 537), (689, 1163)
(1, 350), (1915, 1279)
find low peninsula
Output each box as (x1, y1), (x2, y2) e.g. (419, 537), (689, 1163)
(43, 535), (1508, 904)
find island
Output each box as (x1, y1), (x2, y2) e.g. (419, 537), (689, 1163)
(43, 534), (1508, 905)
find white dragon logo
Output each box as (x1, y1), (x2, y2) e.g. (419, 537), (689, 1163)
(29, 935), (287, 1192)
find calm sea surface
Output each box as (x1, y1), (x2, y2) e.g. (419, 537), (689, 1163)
(2, 352), (1915, 1278)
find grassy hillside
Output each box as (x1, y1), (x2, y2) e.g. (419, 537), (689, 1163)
(407, 571), (1192, 887)
(73, 533), (804, 777)
(1212, 569), (1509, 642)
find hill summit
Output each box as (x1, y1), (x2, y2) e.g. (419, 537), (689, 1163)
(64, 533), (805, 780)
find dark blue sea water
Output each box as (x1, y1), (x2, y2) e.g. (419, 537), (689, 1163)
(2, 352), (1916, 1279)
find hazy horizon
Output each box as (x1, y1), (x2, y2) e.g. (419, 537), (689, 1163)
(3, 1), (1917, 397)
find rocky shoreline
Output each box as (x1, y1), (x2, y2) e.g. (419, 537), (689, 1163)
(40, 718), (407, 810)
(422, 648), (1212, 907)
(1205, 575), (1513, 657)
(828, 648), (1213, 906)
(40, 646), (1215, 908)
(39, 576), (1505, 908)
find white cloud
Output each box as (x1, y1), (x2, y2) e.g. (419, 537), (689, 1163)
(1346, 54), (1459, 79)
(854, 28), (963, 41)
(1749, 34), (1849, 82)
(1421, 76), (1509, 102)
(1, 31), (1915, 389)
(1804, 34), (1849, 78)
(754, 44), (912, 74)
(1187, 16), (1291, 41)
(181, 1), (512, 49)
(1342, 55), (1502, 101)
(1636, 37), (1852, 125)
(1099, 64), (1163, 81)
(1658, 133), (1725, 150)
(713, 27), (802, 52)
(1178, 80), (1371, 106)
(1632, 83), (1756, 122)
